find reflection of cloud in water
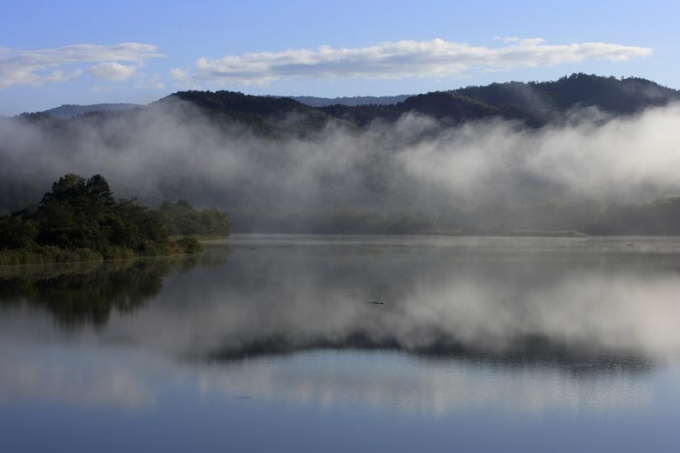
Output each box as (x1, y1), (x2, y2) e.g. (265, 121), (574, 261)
(195, 351), (652, 416)
(0, 344), (156, 409)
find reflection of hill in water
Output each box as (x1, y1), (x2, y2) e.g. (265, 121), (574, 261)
(201, 331), (655, 376)
(0, 256), (204, 328)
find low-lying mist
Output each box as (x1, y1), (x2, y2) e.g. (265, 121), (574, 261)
(2, 99), (680, 232)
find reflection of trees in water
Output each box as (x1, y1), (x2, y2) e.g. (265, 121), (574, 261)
(196, 244), (231, 268)
(0, 257), (203, 329)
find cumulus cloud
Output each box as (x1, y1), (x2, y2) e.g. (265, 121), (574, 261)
(0, 43), (163, 89)
(134, 74), (165, 90)
(169, 68), (189, 81)
(191, 38), (653, 85)
(88, 62), (137, 81)
(168, 68), (197, 89)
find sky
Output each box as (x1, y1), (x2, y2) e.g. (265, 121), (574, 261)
(1, 0), (678, 115)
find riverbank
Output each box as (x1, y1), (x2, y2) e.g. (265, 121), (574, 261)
(0, 236), (203, 266)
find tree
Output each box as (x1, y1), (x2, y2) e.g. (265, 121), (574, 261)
(159, 200), (231, 236)
(2, 174), (210, 261)
(0, 215), (37, 249)
(29, 174), (171, 254)
(110, 198), (168, 251)
(35, 174), (115, 249)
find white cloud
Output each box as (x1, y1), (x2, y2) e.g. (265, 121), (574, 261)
(89, 85), (113, 92)
(134, 74), (165, 90)
(169, 67), (201, 90)
(0, 43), (163, 89)
(88, 62), (137, 81)
(44, 69), (83, 83)
(169, 68), (189, 81)
(191, 38), (653, 85)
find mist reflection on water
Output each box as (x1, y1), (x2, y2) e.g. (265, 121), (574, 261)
(2, 235), (680, 452)
(95, 235), (680, 363)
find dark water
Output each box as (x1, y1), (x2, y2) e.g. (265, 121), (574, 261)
(2, 235), (680, 452)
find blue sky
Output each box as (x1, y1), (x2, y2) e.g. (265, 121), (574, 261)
(1, 0), (678, 115)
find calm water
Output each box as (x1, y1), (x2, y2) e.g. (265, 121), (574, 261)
(2, 235), (680, 452)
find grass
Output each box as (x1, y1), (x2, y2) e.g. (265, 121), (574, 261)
(0, 246), (103, 266)
(0, 237), (205, 266)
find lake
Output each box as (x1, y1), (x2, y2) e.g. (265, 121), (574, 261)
(2, 235), (680, 452)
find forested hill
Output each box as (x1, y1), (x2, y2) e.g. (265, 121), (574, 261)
(319, 74), (680, 127)
(31, 73), (680, 129)
(152, 90), (336, 136)
(292, 95), (410, 107)
(140, 74), (680, 130)
(44, 103), (141, 119)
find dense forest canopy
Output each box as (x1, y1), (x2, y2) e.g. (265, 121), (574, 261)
(2, 74), (680, 235)
(0, 174), (231, 263)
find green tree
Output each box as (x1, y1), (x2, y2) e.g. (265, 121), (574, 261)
(159, 199), (231, 236)
(110, 198), (168, 252)
(35, 174), (115, 249)
(0, 215), (38, 249)
(2, 174), (211, 262)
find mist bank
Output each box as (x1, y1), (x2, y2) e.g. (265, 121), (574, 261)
(3, 75), (680, 234)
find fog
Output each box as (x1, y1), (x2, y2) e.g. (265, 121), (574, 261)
(2, 100), (680, 230)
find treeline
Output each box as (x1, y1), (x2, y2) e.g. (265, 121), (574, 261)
(0, 174), (231, 264)
(233, 199), (680, 236)
(158, 200), (231, 237)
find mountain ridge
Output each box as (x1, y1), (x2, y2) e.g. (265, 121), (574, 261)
(43, 103), (141, 119)
(292, 95), (410, 107)
(31, 73), (680, 128)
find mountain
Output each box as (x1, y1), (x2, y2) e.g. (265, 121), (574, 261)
(451, 74), (680, 123)
(32, 74), (680, 128)
(152, 90), (337, 137)
(152, 74), (680, 130)
(42, 103), (141, 118)
(292, 95), (410, 107)
(142, 74), (680, 132)
(319, 73), (680, 127)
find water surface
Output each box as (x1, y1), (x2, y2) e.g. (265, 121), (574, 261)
(2, 235), (680, 452)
